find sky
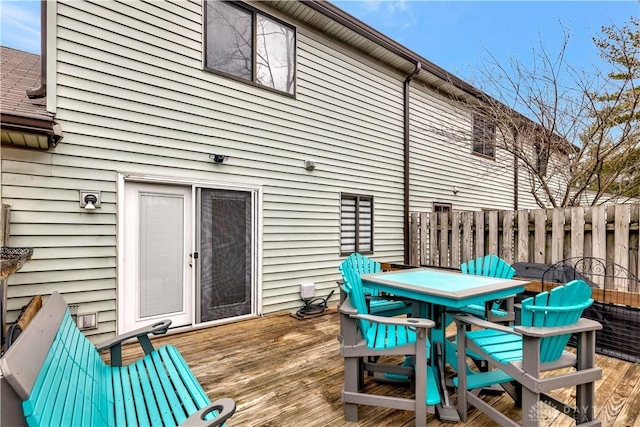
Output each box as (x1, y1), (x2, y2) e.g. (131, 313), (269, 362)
(1, 0), (638, 86)
(332, 1), (639, 84)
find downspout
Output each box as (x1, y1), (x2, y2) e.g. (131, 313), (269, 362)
(513, 128), (519, 210)
(26, 0), (47, 99)
(404, 62), (421, 265)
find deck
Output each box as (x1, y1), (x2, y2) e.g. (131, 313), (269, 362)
(113, 310), (640, 426)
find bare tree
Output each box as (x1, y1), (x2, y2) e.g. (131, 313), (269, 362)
(467, 18), (640, 207)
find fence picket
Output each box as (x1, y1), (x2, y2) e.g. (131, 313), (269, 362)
(517, 210), (529, 262)
(571, 207), (585, 258)
(475, 211), (485, 260)
(502, 211), (514, 264)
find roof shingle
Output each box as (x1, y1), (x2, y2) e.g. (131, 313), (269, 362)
(1, 46), (52, 120)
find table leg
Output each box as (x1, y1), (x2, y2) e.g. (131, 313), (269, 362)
(431, 305), (460, 423)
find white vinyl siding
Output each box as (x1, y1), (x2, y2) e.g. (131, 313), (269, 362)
(1, 150), (118, 338)
(408, 87), (517, 212)
(0, 0), (540, 339)
(1, 0), (407, 338)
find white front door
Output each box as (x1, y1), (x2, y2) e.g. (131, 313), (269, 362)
(122, 182), (192, 332)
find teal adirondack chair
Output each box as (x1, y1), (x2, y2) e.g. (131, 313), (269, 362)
(452, 280), (602, 426)
(338, 264), (440, 427)
(340, 252), (412, 317)
(460, 255), (517, 321)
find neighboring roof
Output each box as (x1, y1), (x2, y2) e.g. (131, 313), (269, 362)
(1, 46), (61, 150)
(1, 46), (50, 120)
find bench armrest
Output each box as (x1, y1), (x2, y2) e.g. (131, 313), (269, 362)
(180, 398), (237, 427)
(95, 319), (171, 366)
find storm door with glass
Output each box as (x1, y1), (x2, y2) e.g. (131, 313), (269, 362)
(197, 188), (254, 323)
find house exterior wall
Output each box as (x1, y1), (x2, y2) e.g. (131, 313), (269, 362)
(1, 0), (532, 339)
(408, 88), (522, 212)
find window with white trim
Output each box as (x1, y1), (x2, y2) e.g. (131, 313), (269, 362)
(340, 194), (373, 255)
(205, 0), (296, 95)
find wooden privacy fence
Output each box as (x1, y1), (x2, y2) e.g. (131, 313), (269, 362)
(410, 204), (640, 289)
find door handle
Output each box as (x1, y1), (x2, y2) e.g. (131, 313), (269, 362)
(189, 252), (199, 268)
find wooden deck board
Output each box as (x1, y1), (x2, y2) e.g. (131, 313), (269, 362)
(109, 311), (639, 426)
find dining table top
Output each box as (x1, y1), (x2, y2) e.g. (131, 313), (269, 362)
(361, 267), (529, 309)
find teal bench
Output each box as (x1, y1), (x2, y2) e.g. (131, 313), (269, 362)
(0, 292), (235, 427)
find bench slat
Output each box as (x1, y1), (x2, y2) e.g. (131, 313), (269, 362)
(129, 362), (151, 426)
(136, 358), (163, 425)
(74, 334), (101, 427)
(103, 363), (115, 426)
(55, 322), (83, 426)
(166, 346), (211, 410)
(142, 353), (179, 426)
(150, 350), (186, 424)
(24, 314), (77, 425)
(160, 346), (200, 422)
(111, 366), (127, 427)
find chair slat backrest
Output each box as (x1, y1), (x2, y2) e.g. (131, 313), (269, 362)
(520, 280), (593, 363)
(341, 253), (382, 296)
(339, 263), (371, 337)
(461, 255), (515, 279)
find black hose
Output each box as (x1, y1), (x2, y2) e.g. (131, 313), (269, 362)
(295, 290), (335, 317)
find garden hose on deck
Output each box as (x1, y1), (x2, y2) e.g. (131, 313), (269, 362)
(292, 290), (335, 319)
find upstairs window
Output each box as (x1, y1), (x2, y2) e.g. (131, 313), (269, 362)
(472, 114), (496, 158)
(340, 194), (373, 255)
(205, 0), (296, 95)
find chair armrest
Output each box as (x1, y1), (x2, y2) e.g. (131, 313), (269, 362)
(514, 318), (602, 338)
(450, 312), (516, 334)
(95, 319), (171, 367)
(339, 298), (358, 316)
(180, 398), (236, 427)
(351, 313), (435, 329)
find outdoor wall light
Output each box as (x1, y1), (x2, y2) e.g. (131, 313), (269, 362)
(80, 191), (101, 210)
(304, 159), (316, 171)
(453, 186), (459, 195)
(209, 154), (229, 164)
